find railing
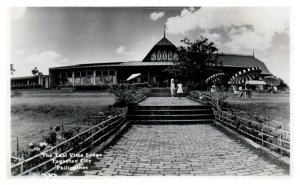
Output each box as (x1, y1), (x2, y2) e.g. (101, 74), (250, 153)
(189, 91), (221, 110)
(188, 91), (290, 156)
(11, 114), (127, 176)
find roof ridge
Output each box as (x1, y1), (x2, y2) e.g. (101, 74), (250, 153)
(218, 53), (254, 57)
(155, 37), (175, 46)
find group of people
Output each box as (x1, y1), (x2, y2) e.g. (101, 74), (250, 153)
(170, 78), (183, 98)
(232, 85), (252, 98)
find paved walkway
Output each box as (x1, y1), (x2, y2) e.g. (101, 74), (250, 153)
(138, 97), (201, 106)
(82, 124), (287, 176)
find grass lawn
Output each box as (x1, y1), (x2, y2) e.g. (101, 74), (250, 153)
(11, 92), (115, 153)
(224, 93), (290, 130)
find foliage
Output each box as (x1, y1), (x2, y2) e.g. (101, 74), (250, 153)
(32, 67), (43, 76)
(164, 36), (223, 90)
(277, 78), (289, 91)
(207, 91), (229, 109)
(213, 92), (229, 109)
(11, 64), (15, 75)
(107, 84), (149, 107)
(32, 67), (39, 76)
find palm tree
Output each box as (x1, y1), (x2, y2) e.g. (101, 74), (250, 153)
(10, 64), (15, 75)
(32, 67), (39, 76)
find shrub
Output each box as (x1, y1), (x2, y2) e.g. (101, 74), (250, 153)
(107, 84), (149, 107)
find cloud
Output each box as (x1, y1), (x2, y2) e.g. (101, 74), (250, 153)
(150, 36), (158, 43)
(150, 11), (165, 21)
(14, 50), (26, 56)
(11, 7), (27, 20)
(201, 32), (223, 48)
(12, 50), (69, 77)
(115, 46), (134, 55)
(166, 7), (289, 52)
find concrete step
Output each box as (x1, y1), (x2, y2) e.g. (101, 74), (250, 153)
(128, 109), (213, 115)
(127, 101), (214, 124)
(127, 114), (214, 120)
(129, 105), (211, 110)
(129, 119), (214, 124)
(149, 93), (172, 97)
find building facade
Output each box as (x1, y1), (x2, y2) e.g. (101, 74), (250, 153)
(11, 35), (272, 89)
(11, 75), (49, 89)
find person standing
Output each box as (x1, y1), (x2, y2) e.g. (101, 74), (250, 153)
(170, 78), (175, 97)
(177, 82), (183, 99)
(211, 85), (217, 93)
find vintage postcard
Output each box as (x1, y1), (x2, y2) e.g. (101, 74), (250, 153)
(9, 6), (290, 178)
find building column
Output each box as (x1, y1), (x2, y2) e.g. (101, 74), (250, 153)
(72, 72), (75, 86)
(93, 70), (96, 85)
(147, 69), (150, 85)
(115, 70), (118, 84)
(38, 75), (42, 85)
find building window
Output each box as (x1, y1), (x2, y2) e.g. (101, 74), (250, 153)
(103, 70), (108, 76)
(96, 71), (102, 76)
(66, 72), (72, 78)
(81, 72), (87, 77)
(74, 72), (80, 85)
(86, 71), (93, 85)
(60, 72), (67, 78)
(75, 72), (80, 78)
(157, 50), (162, 60)
(109, 70), (115, 76)
(168, 51), (173, 61)
(151, 52), (156, 61)
(67, 78), (73, 85)
(104, 76), (110, 83)
(87, 71), (93, 76)
(163, 51), (168, 60)
(173, 53), (179, 61)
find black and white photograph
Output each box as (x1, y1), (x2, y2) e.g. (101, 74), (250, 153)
(7, 5), (293, 178)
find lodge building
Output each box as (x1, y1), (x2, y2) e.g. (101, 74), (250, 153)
(11, 34), (272, 89)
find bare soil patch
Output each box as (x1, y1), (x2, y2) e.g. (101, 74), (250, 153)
(11, 93), (115, 153)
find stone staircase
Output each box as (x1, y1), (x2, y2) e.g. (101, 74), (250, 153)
(127, 104), (214, 124)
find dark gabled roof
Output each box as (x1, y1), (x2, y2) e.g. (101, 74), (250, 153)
(49, 62), (122, 70)
(75, 62), (122, 67)
(142, 37), (178, 62)
(155, 37), (175, 46)
(49, 54), (271, 75)
(119, 54), (271, 74)
(217, 54), (271, 75)
(118, 61), (173, 67)
(11, 76), (38, 80)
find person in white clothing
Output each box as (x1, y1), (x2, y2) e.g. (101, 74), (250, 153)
(177, 82), (183, 99)
(170, 78), (175, 97)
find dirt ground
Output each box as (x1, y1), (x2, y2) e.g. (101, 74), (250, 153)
(11, 92), (115, 153)
(225, 93), (290, 129)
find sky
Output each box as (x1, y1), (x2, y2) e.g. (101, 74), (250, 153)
(10, 7), (290, 84)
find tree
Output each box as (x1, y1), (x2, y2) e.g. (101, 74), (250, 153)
(32, 67), (39, 76)
(31, 67), (43, 76)
(277, 78), (289, 91)
(164, 36), (222, 90)
(10, 64), (15, 75)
